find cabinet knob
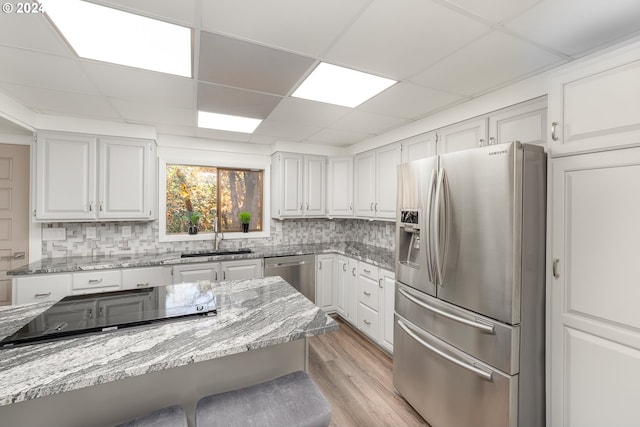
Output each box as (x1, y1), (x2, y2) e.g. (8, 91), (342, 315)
(89, 202), (94, 212)
(370, 202), (374, 211)
(551, 122), (560, 141)
(343, 263), (347, 272)
(379, 278), (383, 288)
(352, 268), (356, 276)
(488, 137), (495, 145)
(478, 138), (485, 147)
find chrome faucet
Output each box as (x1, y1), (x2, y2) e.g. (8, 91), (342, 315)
(213, 218), (224, 251)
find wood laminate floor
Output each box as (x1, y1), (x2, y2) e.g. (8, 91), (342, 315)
(308, 316), (429, 427)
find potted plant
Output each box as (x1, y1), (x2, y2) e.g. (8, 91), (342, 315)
(238, 211), (251, 233)
(187, 211), (201, 235)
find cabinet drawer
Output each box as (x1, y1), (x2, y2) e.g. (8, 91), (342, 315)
(358, 275), (380, 311)
(72, 270), (120, 293)
(13, 274), (71, 305)
(358, 303), (379, 341)
(121, 267), (166, 290)
(358, 263), (379, 280)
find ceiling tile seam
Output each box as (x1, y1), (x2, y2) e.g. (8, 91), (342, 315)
(492, 24), (575, 61)
(88, 0), (196, 29)
(192, 27), (202, 126)
(197, 81), (285, 107)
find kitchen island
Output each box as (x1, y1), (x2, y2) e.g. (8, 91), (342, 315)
(0, 276), (338, 427)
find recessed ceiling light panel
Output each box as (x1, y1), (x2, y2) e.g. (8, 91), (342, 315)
(40, 0), (192, 77)
(292, 62), (396, 108)
(198, 111), (262, 133)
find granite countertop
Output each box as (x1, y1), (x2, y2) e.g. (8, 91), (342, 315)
(0, 276), (338, 407)
(8, 241), (395, 276)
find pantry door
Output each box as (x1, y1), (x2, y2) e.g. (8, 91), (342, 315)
(0, 143), (29, 305)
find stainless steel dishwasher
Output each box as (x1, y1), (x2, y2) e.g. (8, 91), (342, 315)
(264, 254), (316, 303)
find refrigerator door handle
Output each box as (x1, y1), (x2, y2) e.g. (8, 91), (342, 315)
(425, 169), (437, 283)
(398, 288), (495, 334)
(397, 318), (493, 382)
(433, 168), (450, 286)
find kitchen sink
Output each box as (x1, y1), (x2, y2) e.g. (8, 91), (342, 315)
(180, 248), (252, 258)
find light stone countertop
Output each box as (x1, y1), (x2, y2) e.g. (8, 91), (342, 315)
(0, 276), (338, 407)
(7, 241), (395, 276)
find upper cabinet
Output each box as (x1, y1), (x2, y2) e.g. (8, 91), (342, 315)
(34, 132), (156, 222)
(437, 118), (487, 154)
(271, 152), (326, 219)
(548, 40), (640, 155)
(354, 143), (401, 220)
(327, 157), (353, 217)
(400, 132), (437, 163)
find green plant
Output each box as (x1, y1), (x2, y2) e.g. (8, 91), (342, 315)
(188, 211), (201, 225)
(238, 211), (251, 224)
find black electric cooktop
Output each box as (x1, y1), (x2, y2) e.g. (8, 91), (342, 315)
(0, 282), (217, 349)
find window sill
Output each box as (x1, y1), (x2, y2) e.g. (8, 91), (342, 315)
(159, 230), (270, 243)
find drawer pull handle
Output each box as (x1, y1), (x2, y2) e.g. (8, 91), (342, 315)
(398, 288), (494, 334)
(378, 278), (383, 288)
(352, 267), (356, 277)
(136, 283), (149, 288)
(552, 258), (560, 279)
(363, 291), (371, 296)
(34, 292), (52, 298)
(551, 121), (559, 141)
(363, 269), (371, 274)
(88, 278), (103, 284)
(397, 319), (493, 381)
(342, 263), (347, 272)
(363, 319), (371, 325)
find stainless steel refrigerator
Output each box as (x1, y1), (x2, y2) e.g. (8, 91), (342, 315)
(393, 141), (546, 427)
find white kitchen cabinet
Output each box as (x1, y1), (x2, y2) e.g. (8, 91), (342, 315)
(354, 143), (401, 219)
(327, 157), (353, 217)
(436, 117), (487, 154)
(379, 269), (395, 353)
(549, 147), (640, 427)
(316, 254), (335, 312)
(271, 152), (326, 218)
(12, 273), (71, 305)
(220, 258), (263, 281)
(34, 132), (156, 221)
(356, 261), (380, 341)
(548, 40), (640, 155)
(400, 131), (437, 163)
(335, 255), (348, 317)
(488, 97), (547, 147)
(346, 258), (358, 327)
(98, 292), (151, 322)
(72, 270), (121, 295)
(171, 262), (221, 284)
(121, 266), (166, 290)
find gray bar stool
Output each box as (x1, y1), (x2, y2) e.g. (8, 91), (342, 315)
(195, 371), (331, 427)
(114, 405), (188, 427)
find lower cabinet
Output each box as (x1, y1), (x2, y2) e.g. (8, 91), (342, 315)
(121, 267), (166, 290)
(12, 273), (72, 305)
(171, 259), (263, 284)
(220, 259), (263, 281)
(316, 254), (336, 312)
(72, 270), (121, 295)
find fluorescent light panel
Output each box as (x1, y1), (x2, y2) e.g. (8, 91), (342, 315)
(40, 0), (191, 77)
(292, 62), (396, 108)
(198, 111), (262, 133)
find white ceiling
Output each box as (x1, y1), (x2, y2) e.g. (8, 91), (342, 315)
(1, 0), (640, 146)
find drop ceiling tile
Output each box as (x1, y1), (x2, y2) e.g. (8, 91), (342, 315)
(331, 110), (406, 135)
(0, 46), (98, 93)
(97, 0), (199, 26)
(0, 83), (120, 119)
(198, 32), (315, 96)
(109, 99), (194, 127)
(81, 61), (195, 109)
(266, 97), (351, 128)
(326, 0), (488, 79)
(201, 0), (370, 56)
(359, 82), (464, 119)
(412, 31), (564, 96)
(0, 12), (71, 56)
(307, 128), (370, 146)
(442, 0), (540, 23)
(197, 83), (282, 119)
(254, 119), (321, 142)
(506, 0), (640, 56)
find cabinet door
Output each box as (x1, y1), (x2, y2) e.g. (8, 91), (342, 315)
(379, 269), (395, 353)
(327, 157), (353, 217)
(549, 148), (640, 427)
(316, 254), (335, 312)
(121, 267), (166, 290)
(279, 153), (304, 217)
(35, 133), (96, 220)
(335, 256), (348, 317)
(354, 150), (376, 217)
(401, 132), (437, 162)
(304, 155), (326, 216)
(488, 98), (546, 147)
(220, 259), (263, 281)
(437, 118), (487, 154)
(72, 270), (121, 295)
(346, 259), (359, 326)
(98, 138), (153, 219)
(172, 263), (220, 284)
(375, 143), (401, 219)
(12, 274), (72, 305)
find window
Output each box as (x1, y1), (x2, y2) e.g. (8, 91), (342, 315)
(165, 164), (263, 234)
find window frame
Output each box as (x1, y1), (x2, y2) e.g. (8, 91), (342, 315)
(158, 156), (270, 243)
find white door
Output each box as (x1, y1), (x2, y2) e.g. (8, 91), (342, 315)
(375, 143), (401, 219)
(0, 144), (29, 305)
(36, 133), (96, 220)
(304, 155), (326, 216)
(437, 118), (487, 154)
(550, 148), (640, 427)
(354, 150), (375, 217)
(327, 157), (353, 217)
(99, 138), (152, 219)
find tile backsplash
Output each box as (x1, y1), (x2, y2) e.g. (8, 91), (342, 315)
(41, 218), (396, 258)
